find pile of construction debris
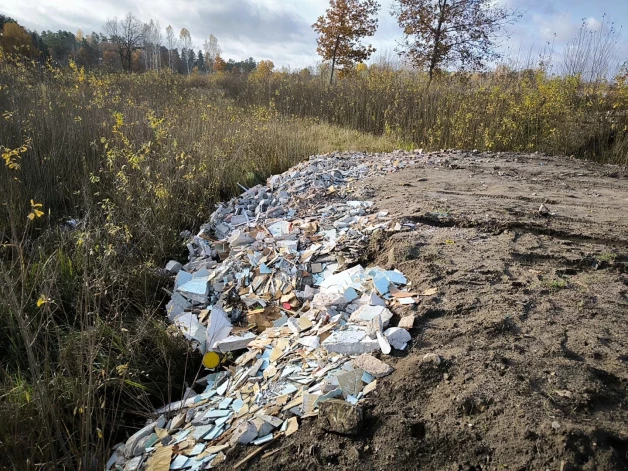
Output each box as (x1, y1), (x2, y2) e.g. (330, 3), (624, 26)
(109, 152), (431, 471)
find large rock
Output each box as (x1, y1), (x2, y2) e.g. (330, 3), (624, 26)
(318, 399), (363, 435)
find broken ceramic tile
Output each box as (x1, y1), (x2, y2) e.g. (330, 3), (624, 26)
(118, 152), (420, 471)
(384, 327), (412, 350)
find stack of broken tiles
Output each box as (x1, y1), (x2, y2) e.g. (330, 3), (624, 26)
(110, 152), (423, 471)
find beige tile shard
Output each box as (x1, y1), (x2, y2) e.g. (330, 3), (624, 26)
(212, 452), (226, 466)
(145, 445), (172, 471)
(363, 380), (378, 396)
(270, 338), (289, 362)
(237, 403), (250, 418)
(389, 285), (417, 298)
(285, 417), (299, 437)
(282, 394), (303, 412)
(274, 394), (290, 406)
(302, 392), (319, 414)
(263, 364), (277, 380)
(205, 444), (229, 454)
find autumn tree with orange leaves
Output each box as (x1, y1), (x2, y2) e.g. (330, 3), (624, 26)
(313, 0), (380, 84)
(392, 0), (520, 83)
(0, 22), (38, 58)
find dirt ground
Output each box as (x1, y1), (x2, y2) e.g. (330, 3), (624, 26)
(229, 152), (628, 471)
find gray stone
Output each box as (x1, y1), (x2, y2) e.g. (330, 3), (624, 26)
(318, 399), (363, 435)
(398, 315), (415, 330)
(422, 353), (442, 365)
(165, 260), (183, 275)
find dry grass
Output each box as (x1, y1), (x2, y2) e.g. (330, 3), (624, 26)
(1, 51), (627, 470)
(0, 57), (396, 470)
(224, 67), (628, 164)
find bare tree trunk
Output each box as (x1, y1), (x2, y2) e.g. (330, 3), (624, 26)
(428, 0), (447, 86)
(330, 35), (341, 85)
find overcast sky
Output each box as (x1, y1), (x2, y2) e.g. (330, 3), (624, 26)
(3, 0), (628, 70)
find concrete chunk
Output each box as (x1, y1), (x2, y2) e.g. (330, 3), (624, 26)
(349, 305), (393, 327)
(322, 327), (380, 355)
(229, 421), (258, 445)
(352, 353), (394, 378)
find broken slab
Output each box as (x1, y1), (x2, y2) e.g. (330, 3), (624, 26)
(384, 327), (412, 350)
(228, 229), (255, 247)
(216, 332), (257, 352)
(177, 276), (209, 304)
(349, 305), (393, 327)
(206, 307), (233, 351)
(124, 417), (162, 459)
(322, 327), (380, 355)
(173, 313), (207, 353)
(336, 368), (364, 397)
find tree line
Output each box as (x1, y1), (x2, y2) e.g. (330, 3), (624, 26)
(0, 13), (257, 74)
(1, 1), (625, 82)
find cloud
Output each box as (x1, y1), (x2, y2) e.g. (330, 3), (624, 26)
(4, 0), (318, 67)
(585, 17), (602, 31)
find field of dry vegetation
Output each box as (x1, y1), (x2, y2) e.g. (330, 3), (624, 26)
(1, 50), (628, 469)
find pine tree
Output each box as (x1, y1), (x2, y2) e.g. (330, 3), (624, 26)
(195, 49), (204, 72)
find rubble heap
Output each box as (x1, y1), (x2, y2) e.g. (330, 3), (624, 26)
(109, 152), (426, 471)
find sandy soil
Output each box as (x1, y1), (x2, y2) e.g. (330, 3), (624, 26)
(225, 151), (628, 471)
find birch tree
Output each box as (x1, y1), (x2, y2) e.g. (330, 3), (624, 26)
(179, 28), (192, 75)
(166, 25), (176, 72)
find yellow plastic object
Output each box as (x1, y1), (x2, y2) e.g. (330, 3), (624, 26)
(202, 351), (221, 369)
